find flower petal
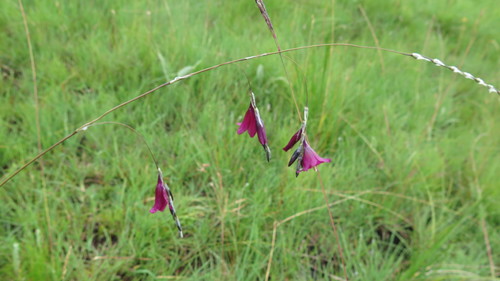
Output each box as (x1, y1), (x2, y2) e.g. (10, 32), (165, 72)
(237, 96), (272, 162)
(237, 105), (257, 137)
(288, 145), (303, 166)
(150, 174), (169, 213)
(283, 127), (303, 151)
(254, 108), (268, 146)
(299, 140), (331, 172)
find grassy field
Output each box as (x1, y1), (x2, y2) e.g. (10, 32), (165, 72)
(1, 0), (500, 280)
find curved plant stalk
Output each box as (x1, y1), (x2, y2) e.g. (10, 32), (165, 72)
(1, 43), (498, 187)
(76, 122), (183, 237)
(83, 122), (160, 170)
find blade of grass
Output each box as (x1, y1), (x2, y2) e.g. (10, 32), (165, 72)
(358, 5), (385, 73)
(471, 134), (496, 278)
(316, 170), (348, 280)
(18, 0), (55, 261)
(398, 215), (469, 280)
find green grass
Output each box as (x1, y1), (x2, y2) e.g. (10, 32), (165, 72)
(1, 0), (500, 280)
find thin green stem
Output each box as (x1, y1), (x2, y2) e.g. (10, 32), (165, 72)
(316, 170), (348, 281)
(84, 122), (159, 170)
(277, 52), (303, 122)
(1, 131), (78, 187)
(283, 55), (311, 107)
(18, 0), (55, 259)
(18, 0), (42, 157)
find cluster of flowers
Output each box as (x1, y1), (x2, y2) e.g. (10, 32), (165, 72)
(150, 91), (331, 237)
(237, 92), (331, 176)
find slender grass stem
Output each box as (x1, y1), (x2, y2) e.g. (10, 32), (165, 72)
(1, 42), (498, 187)
(254, 0), (303, 121)
(84, 122), (160, 170)
(1, 131), (78, 187)
(18, 0), (55, 260)
(316, 170), (348, 281)
(18, 0), (42, 157)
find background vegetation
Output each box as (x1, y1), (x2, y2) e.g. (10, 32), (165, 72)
(1, 0), (499, 280)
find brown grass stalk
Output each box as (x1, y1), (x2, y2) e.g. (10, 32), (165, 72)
(18, 0), (55, 258)
(254, 0), (302, 121)
(316, 170), (348, 280)
(358, 5), (385, 73)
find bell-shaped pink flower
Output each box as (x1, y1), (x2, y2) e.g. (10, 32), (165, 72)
(288, 140), (331, 176)
(150, 170), (183, 238)
(237, 93), (271, 161)
(298, 140), (331, 173)
(237, 104), (258, 137)
(150, 173), (169, 213)
(284, 106), (330, 176)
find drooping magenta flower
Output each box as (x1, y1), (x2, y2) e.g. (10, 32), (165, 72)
(150, 169), (183, 238)
(284, 107), (331, 176)
(287, 139), (331, 176)
(150, 173), (169, 213)
(237, 92), (271, 161)
(298, 140), (331, 172)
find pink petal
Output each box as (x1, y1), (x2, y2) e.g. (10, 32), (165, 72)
(237, 105), (257, 137)
(300, 141), (331, 172)
(150, 175), (169, 213)
(283, 127), (303, 151)
(255, 113), (268, 146)
(257, 126), (267, 146)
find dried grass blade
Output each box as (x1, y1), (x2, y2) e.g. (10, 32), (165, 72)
(255, 0), (281, 51)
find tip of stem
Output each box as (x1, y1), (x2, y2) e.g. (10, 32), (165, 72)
(264, 145), (271, 162)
